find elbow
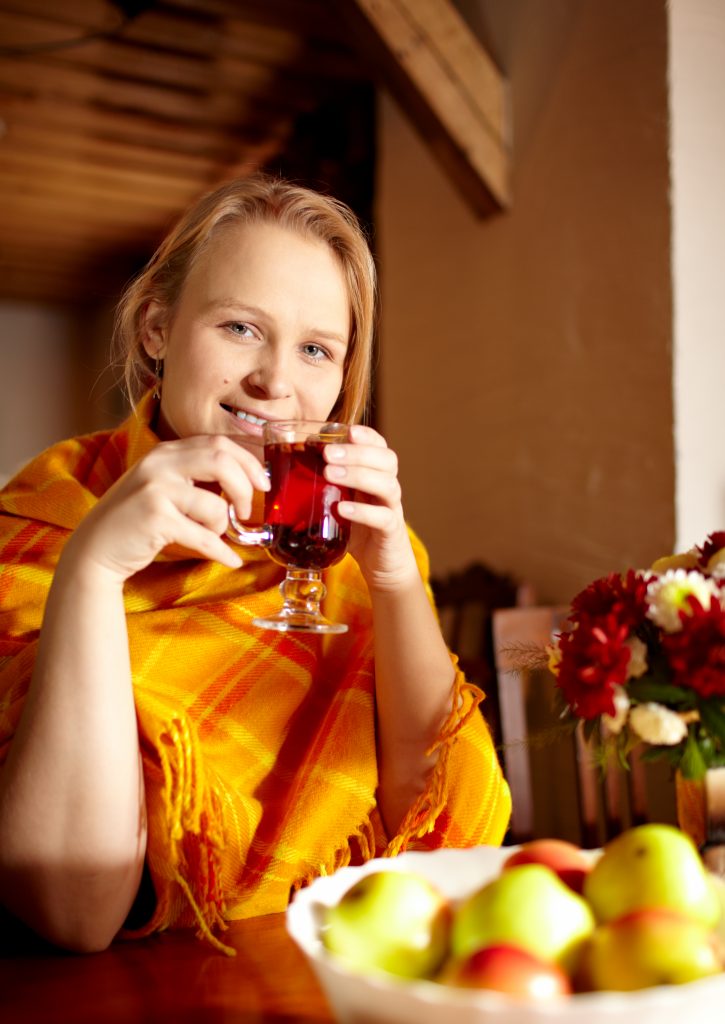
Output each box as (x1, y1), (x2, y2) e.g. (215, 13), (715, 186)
(1, 894), (129, 954)
(0, 857), (144, 955)
(0, 893), (122, 953)
(43, 919), (118, 954)
(75, 927), (118, 953)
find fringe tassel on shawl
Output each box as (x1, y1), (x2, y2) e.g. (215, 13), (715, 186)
(292, 668), (482, 891)
(385, 670), (483, 857)
(157, 715), (235, 956)
(290, 816), (377, 896)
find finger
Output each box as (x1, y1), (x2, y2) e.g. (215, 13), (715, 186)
(164, 512), (243, 569)
(176, 483), (233, 536)
(326, 464), (401, 508)
(325, 441), (398, 475)
(336, 500), (399, 531)
(348, 424), (387, 448)
(155, 435), (270, 492)
(147, 436), (269, 519)
(195, 436), (270, 522)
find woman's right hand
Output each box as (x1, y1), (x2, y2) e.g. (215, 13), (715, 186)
(63, 435), (270, 584)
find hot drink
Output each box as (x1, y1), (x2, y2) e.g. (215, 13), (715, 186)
(226, 419), (351, 632)
(265, 439), (351, 570)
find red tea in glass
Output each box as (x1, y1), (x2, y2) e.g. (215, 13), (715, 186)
(265, 439), (351, 570)
(226, 420), (351, 633)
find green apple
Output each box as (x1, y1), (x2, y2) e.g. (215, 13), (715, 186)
(579, 907), (723, 991)
(322, 869), (451, 979)
(709, 872), (725, 945)
(503, 838), (593, 895)
(440, 943), (572, 1000)
(450, 863), (595, 973)
(584, 823), (720, 928)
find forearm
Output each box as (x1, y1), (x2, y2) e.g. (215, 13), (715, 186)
(371, 571), (456, 836)
(0, 541), (146, 950)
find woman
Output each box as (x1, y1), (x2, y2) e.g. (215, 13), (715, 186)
(0, 176), (511, 954)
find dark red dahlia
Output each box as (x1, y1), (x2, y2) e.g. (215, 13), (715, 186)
(570, 569), (650, 631)
(662, 596), (725, 697)
(555, 613), (632, 719)
(696, 532), (725, 570)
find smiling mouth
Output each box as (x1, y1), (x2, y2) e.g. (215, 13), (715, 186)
(221, 404), (267, 426)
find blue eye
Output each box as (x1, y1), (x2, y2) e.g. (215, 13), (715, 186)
(227, 322), (254, 337)
(303, 343), (329, 361)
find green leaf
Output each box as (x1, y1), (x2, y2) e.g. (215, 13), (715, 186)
(678, 728), (708, 780)
(638, 743), (684, 768)
(698, 700), (725, 751)
(626, 678), (698, 708)
(614, 739), (630, 771)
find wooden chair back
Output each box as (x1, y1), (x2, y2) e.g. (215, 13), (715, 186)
(492, 605), (649, 848)
(431, 562), (535, 748)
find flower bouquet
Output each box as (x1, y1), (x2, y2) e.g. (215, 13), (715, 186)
(547, 532), (725, 782)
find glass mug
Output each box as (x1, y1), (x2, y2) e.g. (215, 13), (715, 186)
(227, 420), (352, 633)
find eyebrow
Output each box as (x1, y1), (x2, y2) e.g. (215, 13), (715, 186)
(207, 300), (349, 350)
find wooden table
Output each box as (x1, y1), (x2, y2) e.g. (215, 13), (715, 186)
(0, 912), (334, 1023)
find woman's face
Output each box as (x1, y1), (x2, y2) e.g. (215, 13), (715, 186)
(144, 220), (351, 451)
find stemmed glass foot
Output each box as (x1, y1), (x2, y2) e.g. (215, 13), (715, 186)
(252, 568), (348, 634)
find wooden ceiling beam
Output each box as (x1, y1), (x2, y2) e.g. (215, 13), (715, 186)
(0, 224), (153, 250)
(0, 92), (286, 158)
(5, 121), (221, 178)
(0, 54), (322, 123)
(0, 173), (185, 219)
(344, 0), (511, 216)
(165, 0), (338, 39)
(0, 10), (361, 89)
(0, 0), (379, 304)
(0, 152), (203, 203)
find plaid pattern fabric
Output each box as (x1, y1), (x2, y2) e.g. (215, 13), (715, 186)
(0, 395), (511, 952)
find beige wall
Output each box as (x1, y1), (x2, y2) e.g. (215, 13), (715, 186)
(0, 304), (76, 481)
(376, 0), (675, 603)
(669, 0), (725, 550)
(0, 301), (122, 482)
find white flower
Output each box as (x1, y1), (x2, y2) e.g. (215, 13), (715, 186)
(629, 702), (688, 746)
(626, 636), (648, 678)
(646, 569), (721, 632)
(602, 686), (630, 734)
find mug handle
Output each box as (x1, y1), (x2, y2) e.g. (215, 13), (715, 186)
(227, 505), (273, 547)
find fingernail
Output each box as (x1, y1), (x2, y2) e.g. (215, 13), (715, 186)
(327, 465), (347, 480)
(326, 445), (345, 460)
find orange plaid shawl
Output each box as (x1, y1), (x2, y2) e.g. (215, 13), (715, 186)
(0, 396), (511, 952)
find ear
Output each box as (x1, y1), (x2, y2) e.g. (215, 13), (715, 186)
(141, 299), (168, 359)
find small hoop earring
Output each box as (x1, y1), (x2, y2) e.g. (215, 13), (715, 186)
(153, 358), (163, 400)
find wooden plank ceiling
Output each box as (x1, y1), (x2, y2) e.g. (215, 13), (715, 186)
(0, 0), (509, 306)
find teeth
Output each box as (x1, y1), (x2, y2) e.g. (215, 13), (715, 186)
(223, 404), (266, 426)
(236, 410), (266, 425)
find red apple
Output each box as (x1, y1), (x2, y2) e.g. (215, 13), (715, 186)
(503, 839), (593, 894)
(441, 943), (572, 1001)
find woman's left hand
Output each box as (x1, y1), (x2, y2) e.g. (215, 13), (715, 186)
(324, 425), (418, 591)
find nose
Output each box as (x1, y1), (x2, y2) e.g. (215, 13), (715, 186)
(245, 348), (292, 400)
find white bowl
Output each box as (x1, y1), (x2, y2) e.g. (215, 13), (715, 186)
(286, 845), (725, 1024)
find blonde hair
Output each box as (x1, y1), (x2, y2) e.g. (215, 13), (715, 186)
(114, 175), (377, 423)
